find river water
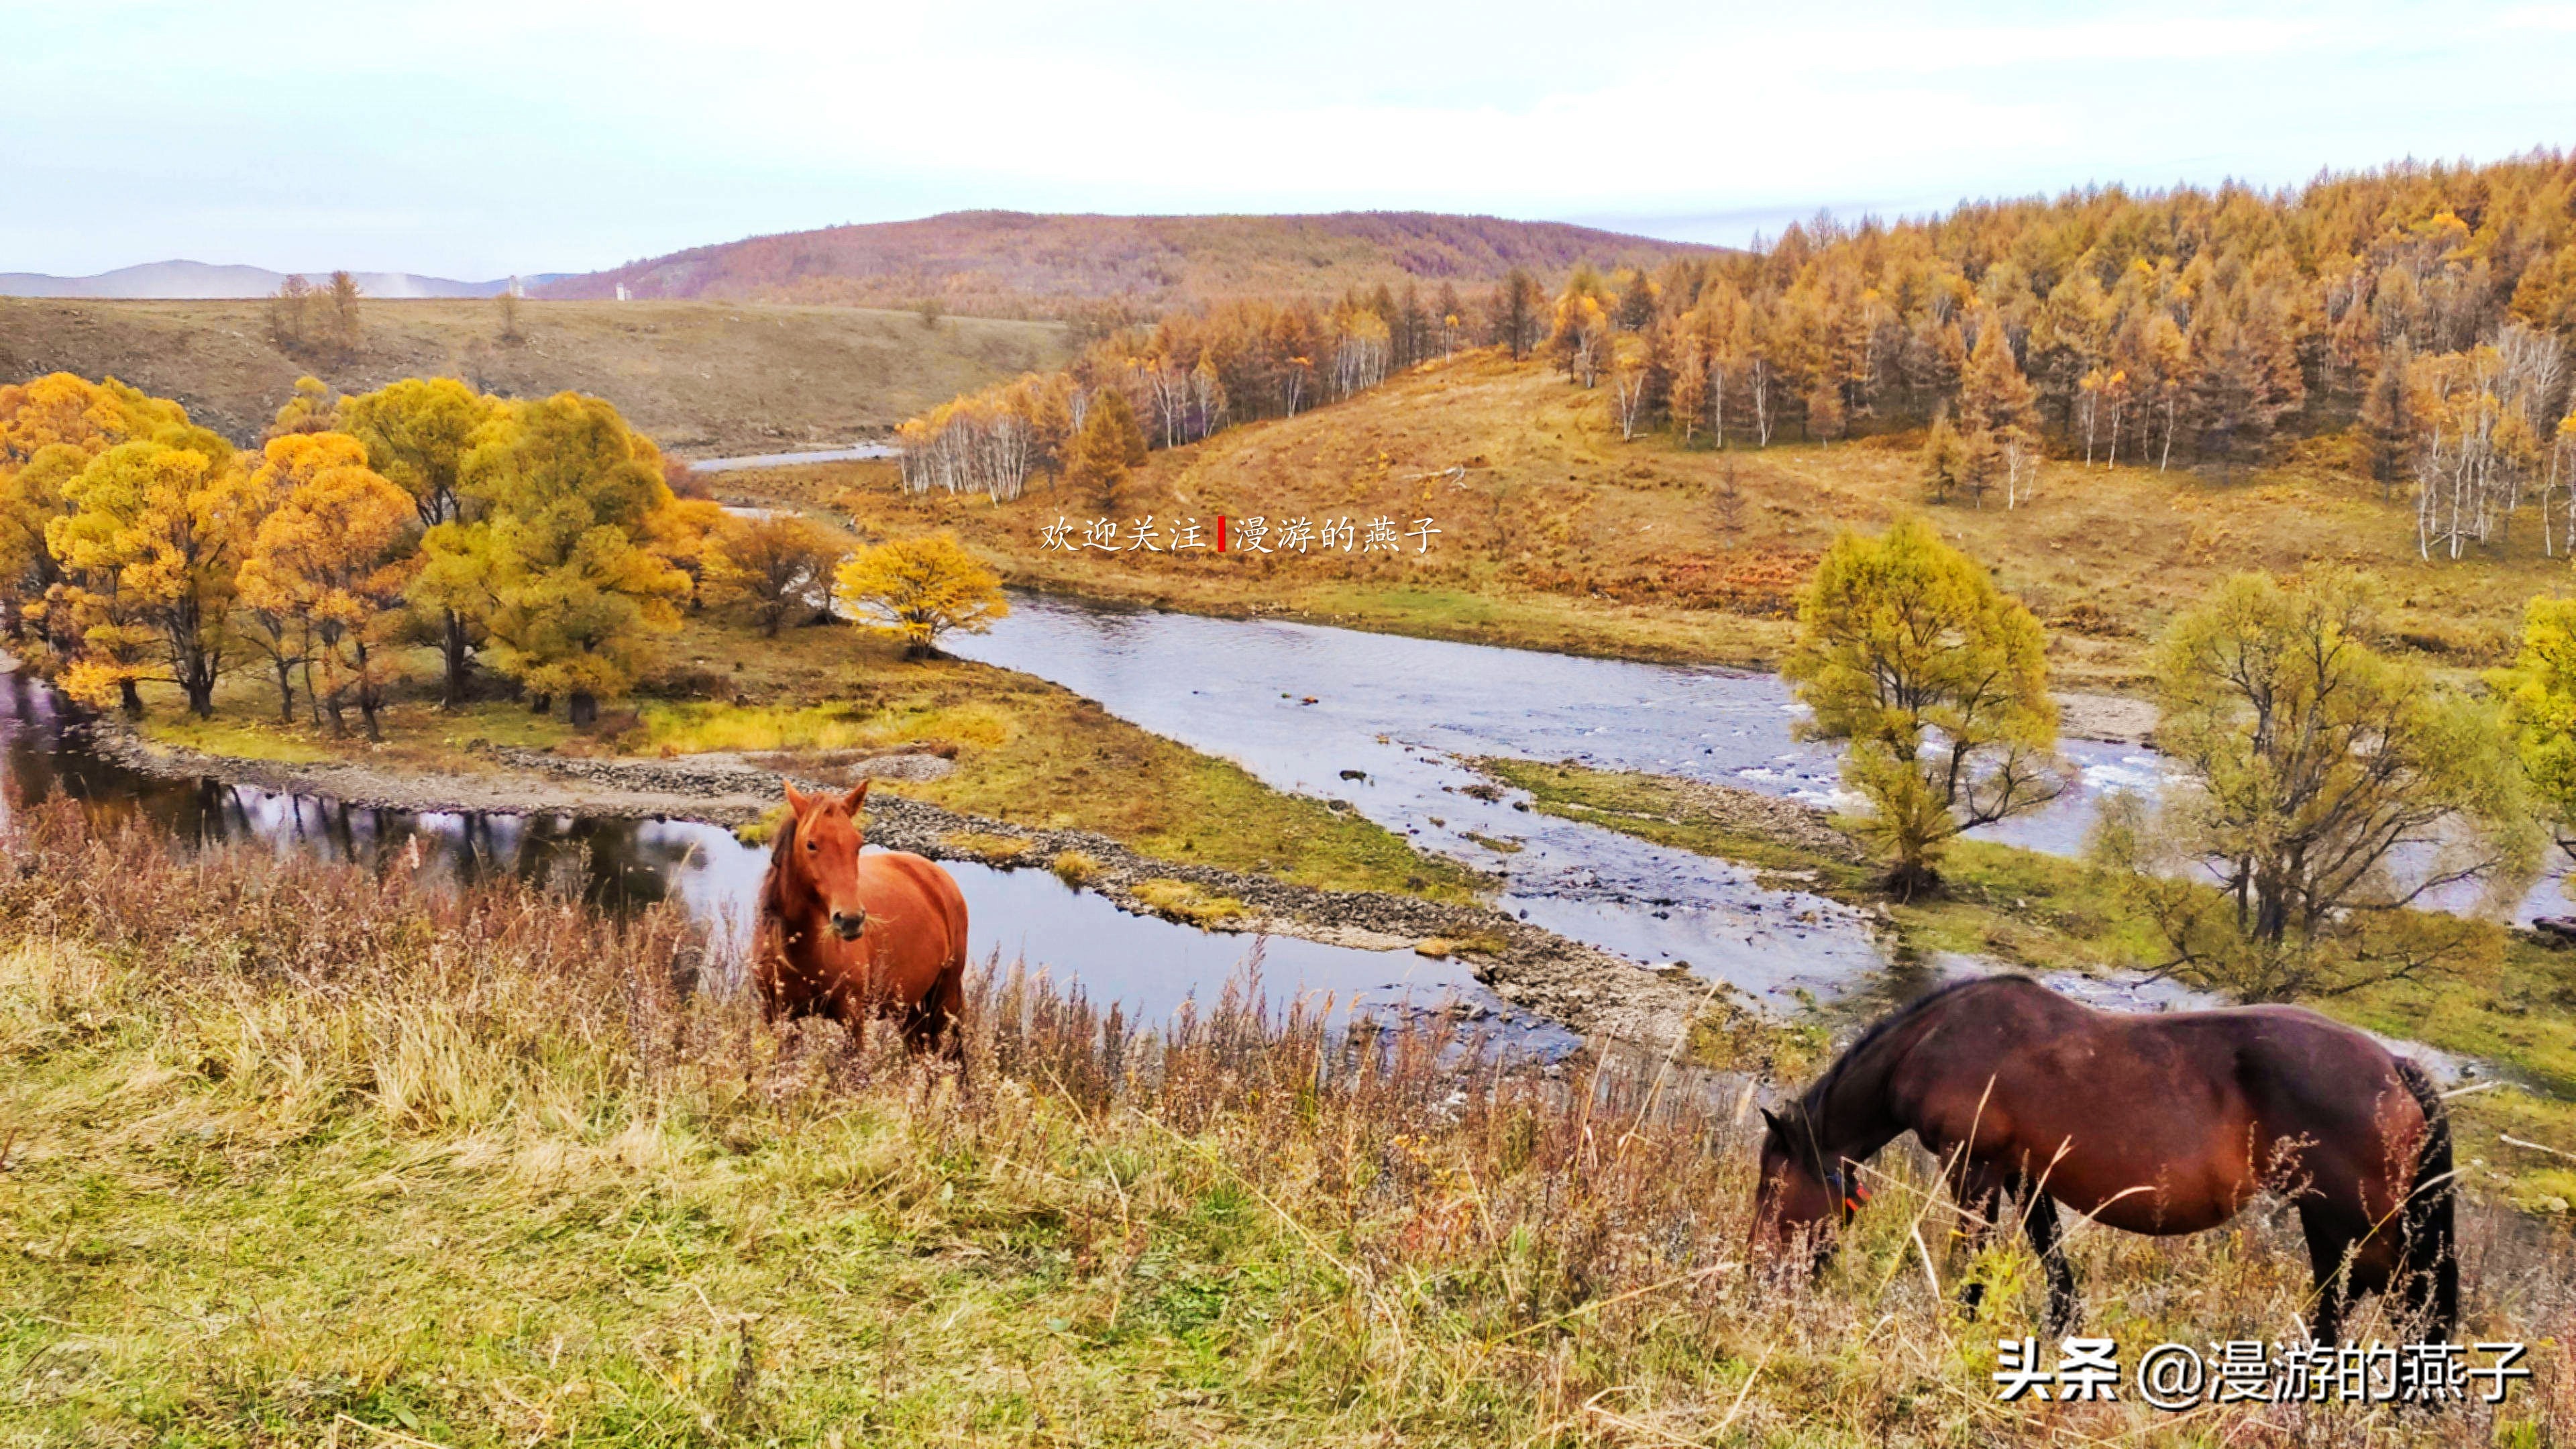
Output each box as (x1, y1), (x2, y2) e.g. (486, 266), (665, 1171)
(0, 671), (1550, 1047)
(4, 578), (2541, 1059)
(689, 443), (896, 474)
(943, 592), (2259, 1020)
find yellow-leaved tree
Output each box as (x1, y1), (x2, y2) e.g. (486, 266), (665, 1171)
(235, 434), (420, 736)
(705, 513), (842, 636)
(339, 377), (502, 706)
(1782, 517), (2063, 894)
(263, 376), (340, 441)
(1064, 388), (1146, 498)
(427, 392), (690, 725)
(834, 533), (1006, 659)
(0, 375), (190, 654)
(46, 425), (268, 717)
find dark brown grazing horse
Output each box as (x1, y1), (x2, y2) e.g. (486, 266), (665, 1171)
(1752, 976), (2456, 1343)
(754, 781), (969, 1054)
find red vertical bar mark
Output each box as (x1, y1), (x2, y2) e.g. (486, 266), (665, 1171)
(1216, 515), (1228, 553)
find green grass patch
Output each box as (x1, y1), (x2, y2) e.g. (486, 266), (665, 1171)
(138, 712), (338, 765)
(637, 698), (1008, 755)
(1130, 878), (1250, 927)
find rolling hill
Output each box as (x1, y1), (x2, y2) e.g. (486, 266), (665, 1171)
(0, 297), (1069, 453)
(0, 260), (561, 301)
(537, 210), (1719, 317)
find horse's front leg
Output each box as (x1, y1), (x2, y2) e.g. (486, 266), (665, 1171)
(2021, 1187), (2078, 1334)
(1948, 1162), (2009, 1320)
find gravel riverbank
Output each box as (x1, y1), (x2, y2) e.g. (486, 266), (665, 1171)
(86, 724), (1736, 1049)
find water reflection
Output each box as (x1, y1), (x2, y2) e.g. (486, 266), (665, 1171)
(0, 669), (1568, 1051)
(951, 592), (2571, 949)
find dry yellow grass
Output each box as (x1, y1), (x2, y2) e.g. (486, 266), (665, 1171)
(0, 297), (1069, 453)
(7, 806), (2573, 1445)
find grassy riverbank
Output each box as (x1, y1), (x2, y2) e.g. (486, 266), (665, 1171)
(1481, 757), (2576, 1212)
(131, 613), (1480, 902)
(5, 810), (2571, 1446)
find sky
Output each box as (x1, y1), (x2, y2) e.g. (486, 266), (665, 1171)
(4, 0), (2573, 280)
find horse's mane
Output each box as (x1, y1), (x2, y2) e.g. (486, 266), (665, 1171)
(1796, 975), (2017, 1119)
(760, 806), (799, 912)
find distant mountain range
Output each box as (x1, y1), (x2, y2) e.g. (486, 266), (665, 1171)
(536, 210), (1721, 317)
(0, 260), (569, 301)
(10, 210), (1713, 315)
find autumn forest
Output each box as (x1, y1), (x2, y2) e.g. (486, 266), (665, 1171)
(893, 152), (2576, 570)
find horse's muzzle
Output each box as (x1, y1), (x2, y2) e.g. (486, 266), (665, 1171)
(830, 910), (867, 941)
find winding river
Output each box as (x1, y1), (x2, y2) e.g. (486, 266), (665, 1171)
(1, 575), (2548, 1061)
(0, 671), (1553, 1049)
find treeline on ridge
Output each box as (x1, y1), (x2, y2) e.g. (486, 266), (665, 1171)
(898, 152), (2576, 563)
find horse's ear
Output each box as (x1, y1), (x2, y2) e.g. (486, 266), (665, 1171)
(1759, 1107), (1785, 1138)
(841, 780), (870, 814)
(784, 782), (814, 819)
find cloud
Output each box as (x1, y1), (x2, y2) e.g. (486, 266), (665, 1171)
(1, 0), (2569, 274)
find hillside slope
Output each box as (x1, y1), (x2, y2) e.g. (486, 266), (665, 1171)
(758, 348), (2562, 691)
(0, 298), (1069, 453)
(539, 210), (1717, 317)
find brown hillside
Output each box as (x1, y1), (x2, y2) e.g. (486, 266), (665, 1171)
(538, 211), (1718, 317)
(747, 348), (2565, 692)
(0, 298), (1069, 453)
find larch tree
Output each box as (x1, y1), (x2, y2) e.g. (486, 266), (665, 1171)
(1959, 315), (2039, 508)
(835, 533), (1007, 660)
(1665, 333), (1709, 445)
(1919, 411), (1970, 505)
(1547, 269), (1613, 388)
(327, 271), (364, 357)
(1491, 268), (1542, 360)
(1781, 517), (2063, 894)
(1065, 388), (1146, 498)
(267, 276), (315, 353)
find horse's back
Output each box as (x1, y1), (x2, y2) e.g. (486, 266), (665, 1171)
(1904, 979), (2429, 1228)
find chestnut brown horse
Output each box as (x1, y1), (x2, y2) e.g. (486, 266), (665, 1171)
(1752, 976), (2456, 1343)
(753, 781), (969, 1055)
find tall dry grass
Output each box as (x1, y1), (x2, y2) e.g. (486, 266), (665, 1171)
(3, 799), (2573, 1444)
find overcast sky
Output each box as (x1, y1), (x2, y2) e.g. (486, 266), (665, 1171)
(5, 0), (2572, 280)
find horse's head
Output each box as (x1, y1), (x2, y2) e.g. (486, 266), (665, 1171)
(784, 780), (872, 940)
(1752, 1103), (1866, 1271)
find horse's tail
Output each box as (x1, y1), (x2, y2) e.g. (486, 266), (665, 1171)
(2393, 1058), (2460, 1337)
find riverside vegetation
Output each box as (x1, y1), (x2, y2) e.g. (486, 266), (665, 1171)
(0, 369), (1475, 901)
(7, 802), (2576, 1446)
